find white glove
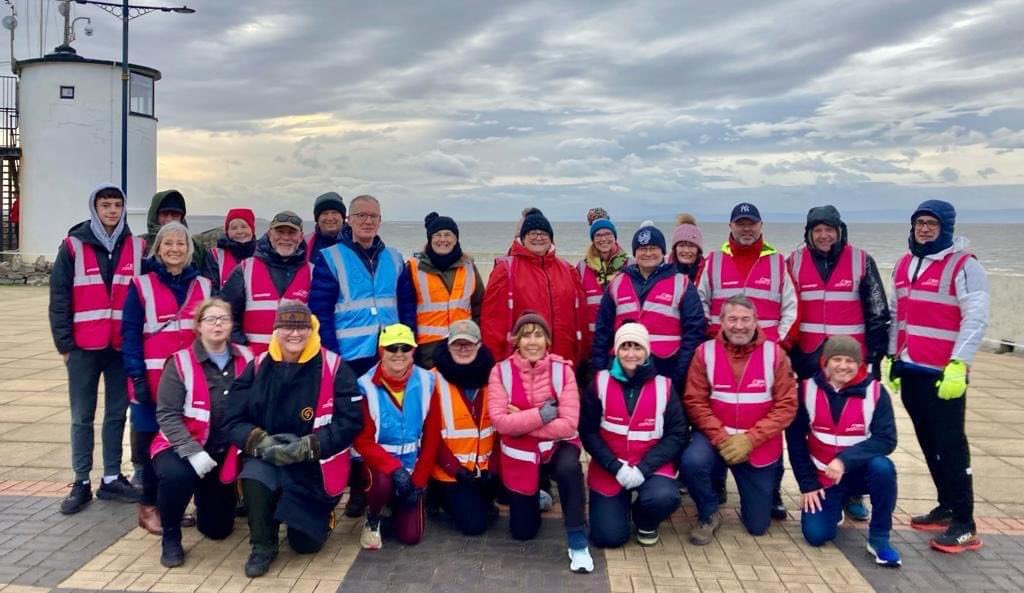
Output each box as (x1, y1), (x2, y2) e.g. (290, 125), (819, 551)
(187, 451), (218, 478)
(615, 464), (645, 490)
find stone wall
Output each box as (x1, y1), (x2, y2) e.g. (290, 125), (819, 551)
(0, 255), (53, 286)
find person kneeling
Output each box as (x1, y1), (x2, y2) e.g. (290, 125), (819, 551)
(223, 302), (363, 578)
(786, 336), (901, 567)
(354, 324), (439, 550)
(582, 323), (685, 548)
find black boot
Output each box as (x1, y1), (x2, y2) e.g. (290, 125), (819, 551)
(161, 535), (185, 568)
(60, 481), (93, 515)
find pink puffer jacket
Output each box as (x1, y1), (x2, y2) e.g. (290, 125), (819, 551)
(487, 351), (579, 441)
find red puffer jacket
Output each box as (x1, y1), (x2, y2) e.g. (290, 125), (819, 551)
(481, 241), (591, 366)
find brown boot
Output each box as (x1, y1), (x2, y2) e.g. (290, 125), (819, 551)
(138, 504), (163, 535)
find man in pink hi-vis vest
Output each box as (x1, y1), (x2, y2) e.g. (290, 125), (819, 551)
(885, 200), (989, 554)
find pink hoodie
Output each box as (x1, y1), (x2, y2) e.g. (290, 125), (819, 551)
(487, 351), (579, 442)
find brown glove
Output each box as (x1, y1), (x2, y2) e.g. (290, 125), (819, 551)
(718, 433), (753, 465)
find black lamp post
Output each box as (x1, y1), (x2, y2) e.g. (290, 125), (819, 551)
(72, 0), (194, 198)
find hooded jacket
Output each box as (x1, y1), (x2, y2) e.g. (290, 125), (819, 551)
(480, 240), (591, 365)
(788, 206), (891, 378)
(786, 368), (896, 493)
(49, 185), (137, 354)
(222, 234), (310, 345)
(591, 262), (706, 385)
(142, 190), (217, 284)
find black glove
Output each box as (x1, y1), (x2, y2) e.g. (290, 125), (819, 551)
(244, 430), (300, 457)
(131, 376), (151, 405)
(261, 434), (319, 466)
(391, 468), (413, 499)
(403, 487), (423, 509)
(455, 466), (476, 484)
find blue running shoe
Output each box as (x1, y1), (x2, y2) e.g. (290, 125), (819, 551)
(845, 496), (870, 522)
(866, 537), (902, 567)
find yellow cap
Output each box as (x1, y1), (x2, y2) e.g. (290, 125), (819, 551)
(378, 323), (416, 348)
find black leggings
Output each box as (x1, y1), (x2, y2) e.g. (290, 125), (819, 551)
(507, 443), (585, 541)
(153, 450), (236, 543)
(589, 476), (680, 548)
(435, 477), (498, 536)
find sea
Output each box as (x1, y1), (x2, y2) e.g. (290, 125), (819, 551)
(186, 217), (1024, 275)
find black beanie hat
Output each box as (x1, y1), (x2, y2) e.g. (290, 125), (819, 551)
(313, 192), (346, 221)
(425, 211), (459, 239)
(519, 210), (554, 242)
(158, 191), (186, 215)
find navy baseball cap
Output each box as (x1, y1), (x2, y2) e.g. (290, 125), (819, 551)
(730, 202), (761, 223)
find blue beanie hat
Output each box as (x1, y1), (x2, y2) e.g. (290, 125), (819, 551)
(910, 199), (955, 256)
(589, 218), (617, 240)
(631, 221), (666, 255)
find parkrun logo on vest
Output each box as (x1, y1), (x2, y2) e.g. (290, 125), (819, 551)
(119, 263), (134, 272)
(653, 293), (673, 303)
(293, 289), (310, 299)
(753, 277), (771, 287)
(747, 379), (766, 388)
(922, 278), (940, 288)
(834, 279), (853, 288)
(847, 423), (865, 432)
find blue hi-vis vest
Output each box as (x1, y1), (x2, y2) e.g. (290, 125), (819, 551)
(322, 242), (404, 360)
(356, 365), (435, 471)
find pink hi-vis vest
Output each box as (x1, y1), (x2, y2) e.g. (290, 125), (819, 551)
(787, 245), (867, 356)
(241, 257), (312, 356)
(149, 344), (254, 459)
(587, 370), (676, 496)
(803, 378), (880, 488)
(706, 250), (785, 341)
(576, 261), (605, 334)
(65, 235), (144, 351)
(609, 272), (687, 359)
(496, 358), (580, 495)
(702, 339), (781, 467)
(219, 349), (351, 496)
(128, 273), (211, 403)
(211, 247), (241, 287)
(893, 250), (972, 370)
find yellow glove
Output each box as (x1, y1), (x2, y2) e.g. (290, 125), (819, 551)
(718, 433), (754, 465)
(881, 355), (900, 394)
(936, 359), (968, 400)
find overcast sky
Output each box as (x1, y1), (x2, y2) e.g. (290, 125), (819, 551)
(6, 0), (1024, 221)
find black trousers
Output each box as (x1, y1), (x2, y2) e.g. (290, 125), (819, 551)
(242, 479), (326, 555)
(153, 450), (236, 543)
(589, 475), (681, 548)
(435, 477), (497, 536)
(131, 431), (159, 506)
(901, 370), (974, 526)
(507, 443), (585, 541)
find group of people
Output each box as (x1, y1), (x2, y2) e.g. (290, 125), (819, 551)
(48, 185), (989, 576)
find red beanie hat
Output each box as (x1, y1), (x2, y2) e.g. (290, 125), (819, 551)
(224, 208), (256, 234)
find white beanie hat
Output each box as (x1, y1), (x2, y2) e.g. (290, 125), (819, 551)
(614, 322), (651, 354)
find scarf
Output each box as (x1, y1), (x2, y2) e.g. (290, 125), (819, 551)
(433, 343), (495, 389)
(584, 244), (630, 286)
(425, 243), (464, 272)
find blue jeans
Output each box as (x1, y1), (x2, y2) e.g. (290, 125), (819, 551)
(801, 456), (897, 546)
(589, 475), (681, 548)
(680, 432), (778, 535)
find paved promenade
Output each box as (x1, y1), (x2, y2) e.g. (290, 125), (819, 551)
(0, 286), (1022, 593)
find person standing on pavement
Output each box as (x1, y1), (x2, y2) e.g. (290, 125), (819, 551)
(49, 183), (145, 514)
(141, 190), (217, 284)
(210, 208), (256, 290)
(680, 295), (797, 544)
(305, 192), (346, 265)
(152, 298), (253, 568)
(121, 222), (213, 535)
(787, 336), (901, 567)
(886, 199), (988, 554)
(352, 324), (439, 550)
(222, 211), (311, 356)
(787, 205), (890, 522)
(427, 320), (499, 536)
(407, 212), (484, 369)
(488, 313), (592, 573)
(222, 301), (363, 577)
(592, 222), (705, 390)
(582, 323), (686, 548)
(668, 213), (705, 284)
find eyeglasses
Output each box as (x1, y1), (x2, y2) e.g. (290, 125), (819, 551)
(277, 326), (311, 335)
(350, 212), (381, 222)
(592, 230), (614, 240)
(271, 213), (302, 227)
(383, 344), (413, 354)
(525, 230), (549, 239)
(449, 341), (479, 350)
(913, 219), (940, 230)
(200, 315), (231, 325)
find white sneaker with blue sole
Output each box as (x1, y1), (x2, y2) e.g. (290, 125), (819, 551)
(568, 547), (594, 573)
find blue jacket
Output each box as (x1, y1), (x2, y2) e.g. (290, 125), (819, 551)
(785, 371), (897, 494)
(591, 263), (705, 386)
(309, 227), (417, 356)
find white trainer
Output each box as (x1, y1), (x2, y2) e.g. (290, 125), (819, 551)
(568, 547), (594, 573)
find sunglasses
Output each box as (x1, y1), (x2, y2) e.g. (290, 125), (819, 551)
(271, 213), (302, 226)
(383, 344), (414, 354)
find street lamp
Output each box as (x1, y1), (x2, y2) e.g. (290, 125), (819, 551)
(71, 0), (194, 198)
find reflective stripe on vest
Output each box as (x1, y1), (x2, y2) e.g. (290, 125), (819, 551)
(356, 366), (435, 471)
(212, 247), (241, 287)
(789, 245), (867, 355)
(702, 339), (782, 467)
(241, 257), (312, 355)
(803, 378), (880, 487)
(893, 250), (971, 370)
(133, 273), (211, 396)
(577, 260), (604, 333)
(324, 243), (403, 360)
(67, 235), (143, 350)
(707, 250), (784, 341)
(610, 272), (686, 358)
(409, 257), (474, 344)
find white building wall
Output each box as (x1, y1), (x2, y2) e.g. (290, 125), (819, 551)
(18, 60), (157, 258)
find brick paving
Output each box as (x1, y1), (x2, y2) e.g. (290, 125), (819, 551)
(1, 285), (1024, 592)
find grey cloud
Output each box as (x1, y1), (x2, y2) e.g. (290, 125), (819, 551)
(977, 167), (997, 179)
(938, 167), (960, 182)
(839, 157), (914, 174)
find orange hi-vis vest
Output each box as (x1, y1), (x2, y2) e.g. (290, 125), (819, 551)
(409, 257), (475, 344)
(430, 370), (494, 482)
